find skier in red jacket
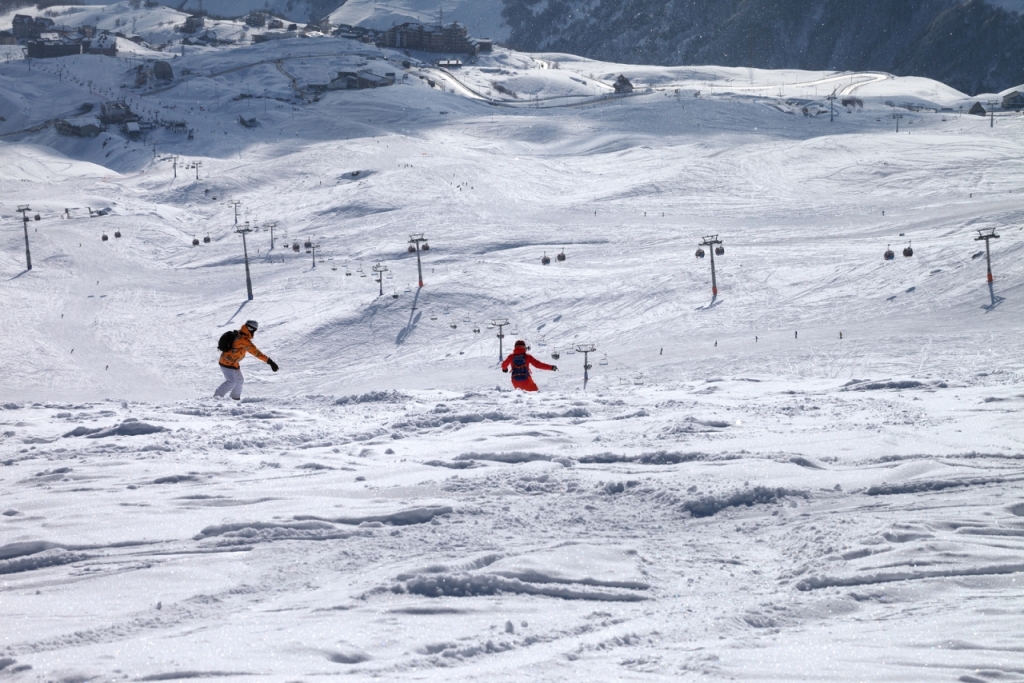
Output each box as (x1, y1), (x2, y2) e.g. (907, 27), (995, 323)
(502, 340), (557, 392)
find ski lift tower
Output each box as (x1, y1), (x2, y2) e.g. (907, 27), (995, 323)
(892, 112), (904, 132)
(827, 88), (837, 122)
(975, 228), (1000, 283)
(16, 205), (32, 271)
(228, 200), (241, 225)
(489, 318), (509, 362)
(236, 221), (254, 300)
(408, 233), (429, 287)
(265, 221), (277, 250)
(987, 100), (999, 128)
(575, 343), (596, 389)
(699, 234), (724, 295)
(372, 262), (388, 296)
(305, 240), (320, 269)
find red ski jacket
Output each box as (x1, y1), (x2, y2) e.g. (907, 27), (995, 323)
(502, 351), (553, 381)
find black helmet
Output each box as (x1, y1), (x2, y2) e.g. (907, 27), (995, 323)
(244, 320), (258, 333)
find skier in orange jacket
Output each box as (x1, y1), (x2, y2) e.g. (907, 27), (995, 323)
(215, 320), (278, 400)
(501, 340), (556, 392)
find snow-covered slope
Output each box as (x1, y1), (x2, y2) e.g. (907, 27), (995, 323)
(0, 2), (251, 47)
(329, 0), (506, 40)
(1, 30), (1022, 682)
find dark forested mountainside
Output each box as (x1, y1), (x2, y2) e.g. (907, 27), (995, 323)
(501, 0), (1024, 95)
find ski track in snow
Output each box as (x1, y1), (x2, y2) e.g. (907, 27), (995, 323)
(0, 15), (1023, 682)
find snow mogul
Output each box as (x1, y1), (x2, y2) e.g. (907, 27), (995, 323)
(214, 320), (278, 400)
(501, 340), (556, 392)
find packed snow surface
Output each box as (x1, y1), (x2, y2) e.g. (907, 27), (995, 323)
(1, 26), (1023, 682)
(329, 0), (507, 41)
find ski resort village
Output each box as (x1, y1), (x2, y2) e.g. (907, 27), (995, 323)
(1, 0), (1023, 680)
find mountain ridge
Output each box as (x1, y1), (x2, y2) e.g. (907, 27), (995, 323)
(501, 0), (1024, 95)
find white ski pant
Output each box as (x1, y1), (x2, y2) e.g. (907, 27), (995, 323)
(215, 366), (244, 399)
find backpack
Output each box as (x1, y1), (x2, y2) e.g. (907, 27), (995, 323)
(510, 353), (530, 381)
(217, 330), (239, 353)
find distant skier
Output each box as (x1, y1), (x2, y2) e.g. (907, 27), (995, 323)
(501, 340), (556, 392)
(215, 320), (278, 400)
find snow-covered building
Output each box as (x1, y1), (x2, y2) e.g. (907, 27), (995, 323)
(183, 15), (204, 33)
(12, 14), (54, 40)
(1002, 91), (1024, 109)
(99, 101), (133, 124)
(26, 38), (82, 58)
(378, 22), (489, 55)
(86, 32), (117, 57)
(55, 116), (102, 137)
(327, 70), (395, 90)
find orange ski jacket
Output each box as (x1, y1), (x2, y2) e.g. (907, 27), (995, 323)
(219, 325), (269, 369)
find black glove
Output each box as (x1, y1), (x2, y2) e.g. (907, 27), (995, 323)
(551, 365), (558, 371)
(268, 359), (279, 372)
(502, 367), (508, 373)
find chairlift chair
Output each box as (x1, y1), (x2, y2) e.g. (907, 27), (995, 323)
(102, 233), (109, 241)
(883, 245), (895, 261)
(203, 235), (210, 243)
(903, 243), (913, 257)
(715, 245), (724, 256)
(557, 250), (566, 262)
(392, 290), (399, 299)
(473, 326), (481, 333)
(303, 239), (312, 249)
(541, 252), (551, 265)
(450, 323), (457, 329)
(421, 242), (430, 251)
(695, 248), (705, 258)
(114, 230), (121, 238)
(292, 242), (300, 252)
(192, 237), (199, 246)
(599, 354), (609, 366)
(407, 245), (416, 253)
(551, 350), (560, 360)
(430, 313), (438, 320)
